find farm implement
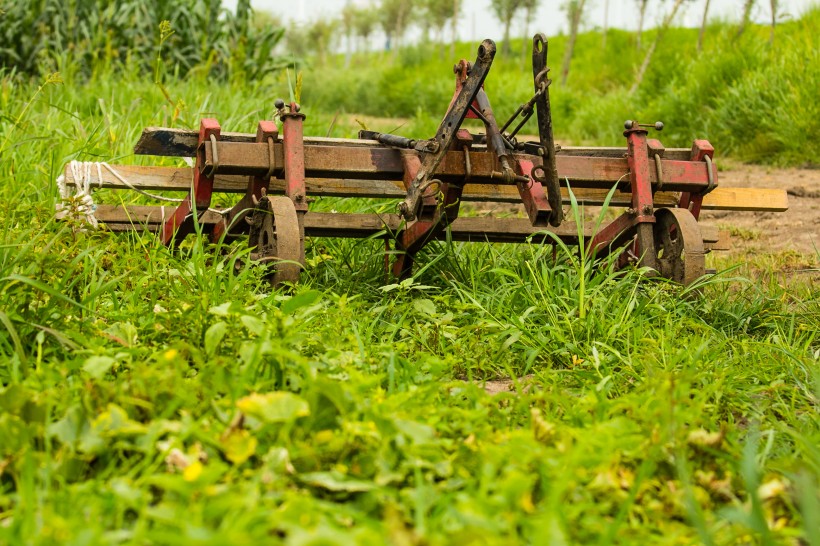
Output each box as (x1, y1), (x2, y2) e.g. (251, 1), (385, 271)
(59, 35), (788, 286)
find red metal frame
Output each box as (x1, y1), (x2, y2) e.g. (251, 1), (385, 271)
(211, 120), (278, 241)
(161, 118), (221, 246)
(515, 158), (552, 227)
(679, 140), (716, 220)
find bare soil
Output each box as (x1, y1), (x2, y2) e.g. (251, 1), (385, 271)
(701, 162), (820, 258)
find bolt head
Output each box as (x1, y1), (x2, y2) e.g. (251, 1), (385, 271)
(654, 121), (664, 131)
(624, 120), (635, 130)
(274, 98), (285, 109)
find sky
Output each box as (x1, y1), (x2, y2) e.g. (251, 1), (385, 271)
(222, 0), (816, 41)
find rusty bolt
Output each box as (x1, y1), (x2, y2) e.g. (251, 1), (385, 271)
(274, 98), (285, 110)
(642, 205), (653, 215)
(627, 207), (637, 215)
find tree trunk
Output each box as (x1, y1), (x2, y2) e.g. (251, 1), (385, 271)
(631, 0), (686, 93)
(637, 0), (648, 49)
(737, 0), (755, 39)
(698, 0), (712, 52)
(561, 0), (586, 85)
(451, 0), (459, 58)
(769, 0), (778, 43)
(502, 18), (512, 55)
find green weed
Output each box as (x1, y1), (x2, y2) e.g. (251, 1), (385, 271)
(0, 15), (818, 545)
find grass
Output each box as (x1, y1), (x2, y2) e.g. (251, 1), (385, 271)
(304, 9), (820, 167)
(0, 18), (819, 545)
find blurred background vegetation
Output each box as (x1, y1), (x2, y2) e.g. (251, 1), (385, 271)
(0, 0), (817, 166)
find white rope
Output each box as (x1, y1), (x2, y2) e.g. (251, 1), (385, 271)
(55, 161), (99, 228)
(56, 160), (231, 228)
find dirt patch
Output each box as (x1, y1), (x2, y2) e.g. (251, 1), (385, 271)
(481, 375), (536, 395)
(701, 162), (820, 257)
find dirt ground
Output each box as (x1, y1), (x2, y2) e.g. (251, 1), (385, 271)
(700, 162), (820, 258)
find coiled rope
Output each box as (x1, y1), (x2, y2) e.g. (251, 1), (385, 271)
(55, 160), (227, 228)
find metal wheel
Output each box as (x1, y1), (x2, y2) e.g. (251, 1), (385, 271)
(652, 208), (705, 286)
(248, 195), (302, 286)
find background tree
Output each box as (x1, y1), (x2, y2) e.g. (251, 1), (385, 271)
(424, 0), (453, 57)
(284, 25), (308, 58)
(353, 7), (378, 53)
(698, 0), (712, 51)
(560, 0), (587, 84)
(379, 0), (413, 52)
(306, 18), (337, 65)
(450, 0), (461, 57)
(736, 0), (755, 38)
(636, 0), (650, 49)
(630, 0), (687, 93)
(520, 0), (541, 48)
(768, 0), (780, 43)
(341, 2), (356, 64)
(490, 0), (524, 56)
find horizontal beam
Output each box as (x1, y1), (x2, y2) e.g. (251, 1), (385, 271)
(91, 205), (722, 248)
(63, 163), (789, 212)
(194, 141), (714, 192)
(135, 126), (697, 161)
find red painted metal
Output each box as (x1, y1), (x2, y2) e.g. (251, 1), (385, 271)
(448, 60), (481, 120)
(515, 158), (552, 227)
(281, 106), (308, 213)
(211, 120), (278, 241)
(161, 118), (220, 246)
(623, 125), (658, 269)
(680, 140), (716, 220)
(588, 212), (636, 256)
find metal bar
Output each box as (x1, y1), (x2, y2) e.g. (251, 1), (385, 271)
(91, 205), (724, 248)
(515, 158), (552, 227)
(160, 118), (220, 246)
(198, 142), (715, 191)
(624, 125), (657, 270)
(62, 163), (788, 211)
(683, 140), (716, 220)
(530, 34), (562, 226)
(134, 126), (700, 161)
(399, 39), (497, 220)
(212, 120), (279, 241)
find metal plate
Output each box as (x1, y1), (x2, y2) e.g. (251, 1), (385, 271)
(249, 195), (302, 286)
(653, 208), (705, 285)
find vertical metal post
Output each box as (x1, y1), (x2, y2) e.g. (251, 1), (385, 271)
(211, 120), (278, 241)
(281, 104), (307, 265)
(679, 140), (716, 220)
(624, 123), (657, 271)
(161, 118), (220, 246)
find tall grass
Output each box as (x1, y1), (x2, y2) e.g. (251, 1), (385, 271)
(304, 9), (820, 166)
(0, 0), (288, 81)
(0, 15), (817, 545)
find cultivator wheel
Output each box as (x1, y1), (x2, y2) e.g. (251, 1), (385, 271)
(247, 194), (302, 286)
(652, 208), (705, 286)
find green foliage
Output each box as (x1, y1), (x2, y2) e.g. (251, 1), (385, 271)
(0, 0), (289, 81)
(0, 10), (817, 544)
(303, 10), (819, 166)
(0, 71), (819, 544)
